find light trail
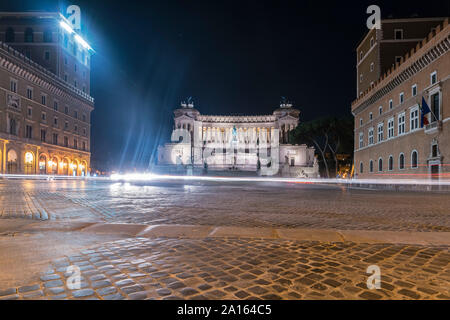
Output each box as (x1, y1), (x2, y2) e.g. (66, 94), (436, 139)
(110, 173), (450, 186)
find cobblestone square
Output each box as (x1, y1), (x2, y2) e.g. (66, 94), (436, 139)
(0, 179), (448, 300)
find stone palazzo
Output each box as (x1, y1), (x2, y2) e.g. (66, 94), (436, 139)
(157, 102), (318, 177)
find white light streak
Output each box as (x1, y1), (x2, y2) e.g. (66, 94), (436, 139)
(109, 173), (450, 186)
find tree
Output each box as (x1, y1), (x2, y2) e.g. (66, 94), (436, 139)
(290, 116), (354, 179)
(290, 118), (333, 178)
(327, 117), (354, 177)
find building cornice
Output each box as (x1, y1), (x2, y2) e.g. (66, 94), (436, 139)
(352, 18), (449, 115)
(0, 41), (94, 108)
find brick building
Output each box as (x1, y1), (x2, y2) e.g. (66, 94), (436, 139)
(352, 17), (449, 179)
(0, 11), (94, 175)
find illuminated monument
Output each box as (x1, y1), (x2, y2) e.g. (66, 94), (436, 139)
(0, 6), (94, 175)
(157, 99), (319, 177)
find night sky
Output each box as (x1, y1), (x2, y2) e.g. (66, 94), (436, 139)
(1, 0), (449, 171)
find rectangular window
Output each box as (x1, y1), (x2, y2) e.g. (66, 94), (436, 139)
(27, 106), (32, 118)
(379, 106), (383, 115)
(430, 71), (437, 85)
(410, 107), (419, 131)
(412, 84), (417, 97)
(370, 63), (374, 72)
(10, 79), (17, 93)
(399, 92), (404, 104)
(53, 133), (58, 145)
(377, 123), (384, 142)
(360, 118), (363, 127)
(65, 121), (69, 130)
(41, 94), (47, 106)
(54, 117), (58, 126)
(359, 132), (364, 148)
(74, 139), (78, 149)
(44, 51), (50, 61)
(40, 129), (46, 142)
(27, 87), (33, 99)
(82, 114), (87, 122)
(25, 125), (33, 139)
(368, 128), (374, 145)
(53, 101), (58, 111)
(82, 141), (86, 151)
(388, 118), (394, 139)
(398, 112), (406, 135)
(74, 111), (78, 119)
(431, 92), (440, 122)
(64, 136), (69, 147)
(389, 99), (393, 110)
(369, 112), (373, 121)
(394, 29), (403, 40)
(41, 112), (46, 122)
(65, 106), (69, 115)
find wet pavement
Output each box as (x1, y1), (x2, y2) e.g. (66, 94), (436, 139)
(0, 179), (449, 299)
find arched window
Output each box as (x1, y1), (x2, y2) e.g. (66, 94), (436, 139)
(388, 156), (393, 171)
(378, 158), (383, 172)
(5, 27), (14, 42)
(24, 28), (34, 42)
(411, 150), (418, 168)
(399, 153), (405, 170)
(43, 28), (52, 42)
(369, 160), (374, 173)
(360, 162), (363, 174)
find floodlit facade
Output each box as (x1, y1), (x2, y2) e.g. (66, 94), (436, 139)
(0, 11), (93, 175)
(352, 17), (450, 179)
(158, 102), (319, 177)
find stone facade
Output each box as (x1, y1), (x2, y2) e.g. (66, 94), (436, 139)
(0, 11), (93, 176)
(158, 102), (318, 177)
(352, 18), (450, 180)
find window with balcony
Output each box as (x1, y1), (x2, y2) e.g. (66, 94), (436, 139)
(430, 92), (440, 122)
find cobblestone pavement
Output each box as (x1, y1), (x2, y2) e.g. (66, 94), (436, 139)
(0, 179), (449, 231)
(0, 237), (448, 300)
(0, 179), (449, 300)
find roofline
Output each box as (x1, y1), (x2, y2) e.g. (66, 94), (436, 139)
(355, 16), (447, 51)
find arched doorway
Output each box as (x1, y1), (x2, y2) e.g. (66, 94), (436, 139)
(24, 152), (35, 174)
(62, 159), (69, 175)
(39, 155), (47, 174)
(80, 161), (88, 176)
(71, 161), (79, 176)
(49, 157), (59, 175)
(7, 149), (18, 174)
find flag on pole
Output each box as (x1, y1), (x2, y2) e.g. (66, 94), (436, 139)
(420, 97), (431, 128)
